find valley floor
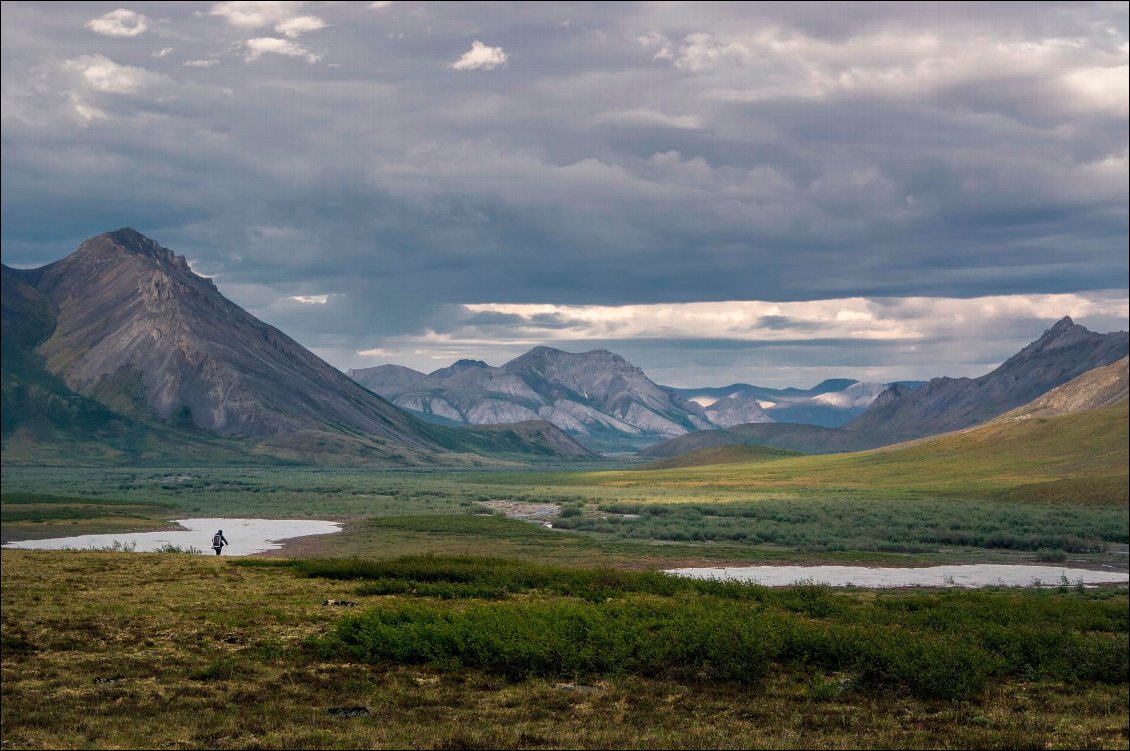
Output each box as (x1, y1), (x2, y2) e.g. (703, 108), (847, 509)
(2, 550), (1127, 750)
(2, 464), (1127, 749)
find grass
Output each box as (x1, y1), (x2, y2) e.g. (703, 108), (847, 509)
(0, 492), (180, 542)
(641, 444), (803, 469)
(572, 403), (1129, 504)
(554, 498), (1128, 554)
(3, 549), (1128, 749)
(3, 461), (1127, 569)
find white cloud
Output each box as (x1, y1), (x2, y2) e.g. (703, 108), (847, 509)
(244, 37), (321, 64)
(152, 47), (174, 59)
(369, 1), (392, 8)
(674, 32), (750, 72)
(275, 15), (326, 38)
(64, 54), (163, 94)
(86, 9), (149, 38)
(636, 28), (674, 61)
(452, 294), (1130, 344)
(291, 294), (329, 304)
(1061, 64), (1129, 117)
(184, 59), (220, 68)
(208, 1), (304, 28)
(452, 41), (508, 71)
(594, 108), (701, 129)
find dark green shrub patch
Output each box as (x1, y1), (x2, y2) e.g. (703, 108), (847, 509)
(325, 597), (775, 684)
(299, 555), (1128, 701)
(285, 554), (760, 603)
(584, 499), (1127, 553)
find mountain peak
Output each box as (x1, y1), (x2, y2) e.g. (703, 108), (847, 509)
(1050, 315), (1075, 330)
(1019, 315), (1096, 357)
(429, 359), (489, 378)
(79, 228), (168, 259)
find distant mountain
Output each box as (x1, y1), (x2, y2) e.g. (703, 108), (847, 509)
(636, 421), (900, 458)
(669, 378), (923, 428)
(634, 395), (1128, 507)
(846, 317), (1129, 439)
(993, 356), (1127, 423)
(351, 347), (714, 452)
(1, 229), (593, 465)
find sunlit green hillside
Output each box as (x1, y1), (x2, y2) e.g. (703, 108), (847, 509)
(588, 402), (1128, 504)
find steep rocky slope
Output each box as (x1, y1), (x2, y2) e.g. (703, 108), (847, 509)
(352, 347), (714, 451)
(2, 230), (592, 464)
(993, 356), (1128, 422)
(846, 317), (1129, 438)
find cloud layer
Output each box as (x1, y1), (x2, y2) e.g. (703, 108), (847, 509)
(2, 2), (1126, 386)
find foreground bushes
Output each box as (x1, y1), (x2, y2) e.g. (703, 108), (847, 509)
(289, 555), (1129, 701)
(318, 595), (1004, 700)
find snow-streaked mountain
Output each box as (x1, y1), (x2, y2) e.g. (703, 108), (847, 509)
(351, 347), (714, 452)
(669, 378), (917, 428)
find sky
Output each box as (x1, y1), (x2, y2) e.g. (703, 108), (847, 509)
(1, 1), (1127, 388)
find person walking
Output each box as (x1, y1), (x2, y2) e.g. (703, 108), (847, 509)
(211, 529), (229, 556)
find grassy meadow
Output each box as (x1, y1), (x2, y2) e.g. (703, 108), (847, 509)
(2, 550), (1127, 750)
(2, 403), (1128, 748)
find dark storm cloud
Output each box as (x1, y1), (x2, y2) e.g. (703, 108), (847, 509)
(1, 1), (1126, 385)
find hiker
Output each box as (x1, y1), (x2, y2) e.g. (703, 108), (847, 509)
(211, 529), (229, 556)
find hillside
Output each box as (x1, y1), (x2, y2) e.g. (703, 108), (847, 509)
(606, 401), (1128, 505)
(638, 422), (902, 458)
(994, 356), (1128, 422)
(640, 443), (803, 470)
(1, 230), (593, 465)
(846, 317), (1128, 438)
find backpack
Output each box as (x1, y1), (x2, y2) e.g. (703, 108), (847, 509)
(212, 533), (223, 548)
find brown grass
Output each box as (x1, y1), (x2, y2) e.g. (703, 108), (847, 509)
(3, 549), (1128, 750)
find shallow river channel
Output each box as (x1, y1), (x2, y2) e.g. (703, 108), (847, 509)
(666, 564), (1130, 588)
(2, 518), (341, 556)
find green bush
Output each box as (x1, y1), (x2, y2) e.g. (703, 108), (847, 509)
(298, 555), (1127, 701)
(328, 597), (774, 684)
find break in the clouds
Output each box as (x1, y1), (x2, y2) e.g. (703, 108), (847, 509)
(2, 1), (1127, 387)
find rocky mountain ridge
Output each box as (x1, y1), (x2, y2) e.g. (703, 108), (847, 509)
(846, 317), (1129, 438)
(641, 327), (1129, 460)
(352, 346), (713, 452)
(2, 229), (593, 464)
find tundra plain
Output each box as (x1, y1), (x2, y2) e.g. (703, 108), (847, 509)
(2, 423), (1128, 750)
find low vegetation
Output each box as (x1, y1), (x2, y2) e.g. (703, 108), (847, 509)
(554, 498), (1129, 554)
(3, 549), (1127, 749)
(0, 491), (180, 542)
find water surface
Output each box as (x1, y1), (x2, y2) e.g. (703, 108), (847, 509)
(2, 518), (341, 556)
(666, 564), (1129, 588)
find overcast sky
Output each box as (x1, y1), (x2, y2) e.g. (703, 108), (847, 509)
(2, 1), (1127, 387)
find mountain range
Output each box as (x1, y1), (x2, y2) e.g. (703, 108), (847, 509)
(636, 365), (1128, 508)
(351, 356), (919, 451)
(844, 316), (1128, 438)
(351, 349), (715, 453)
(1, 229), (594, 465)
(641, 318), (1128, 459)
(669, 379), (924, 428)
(4, 228), (1126, 466)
